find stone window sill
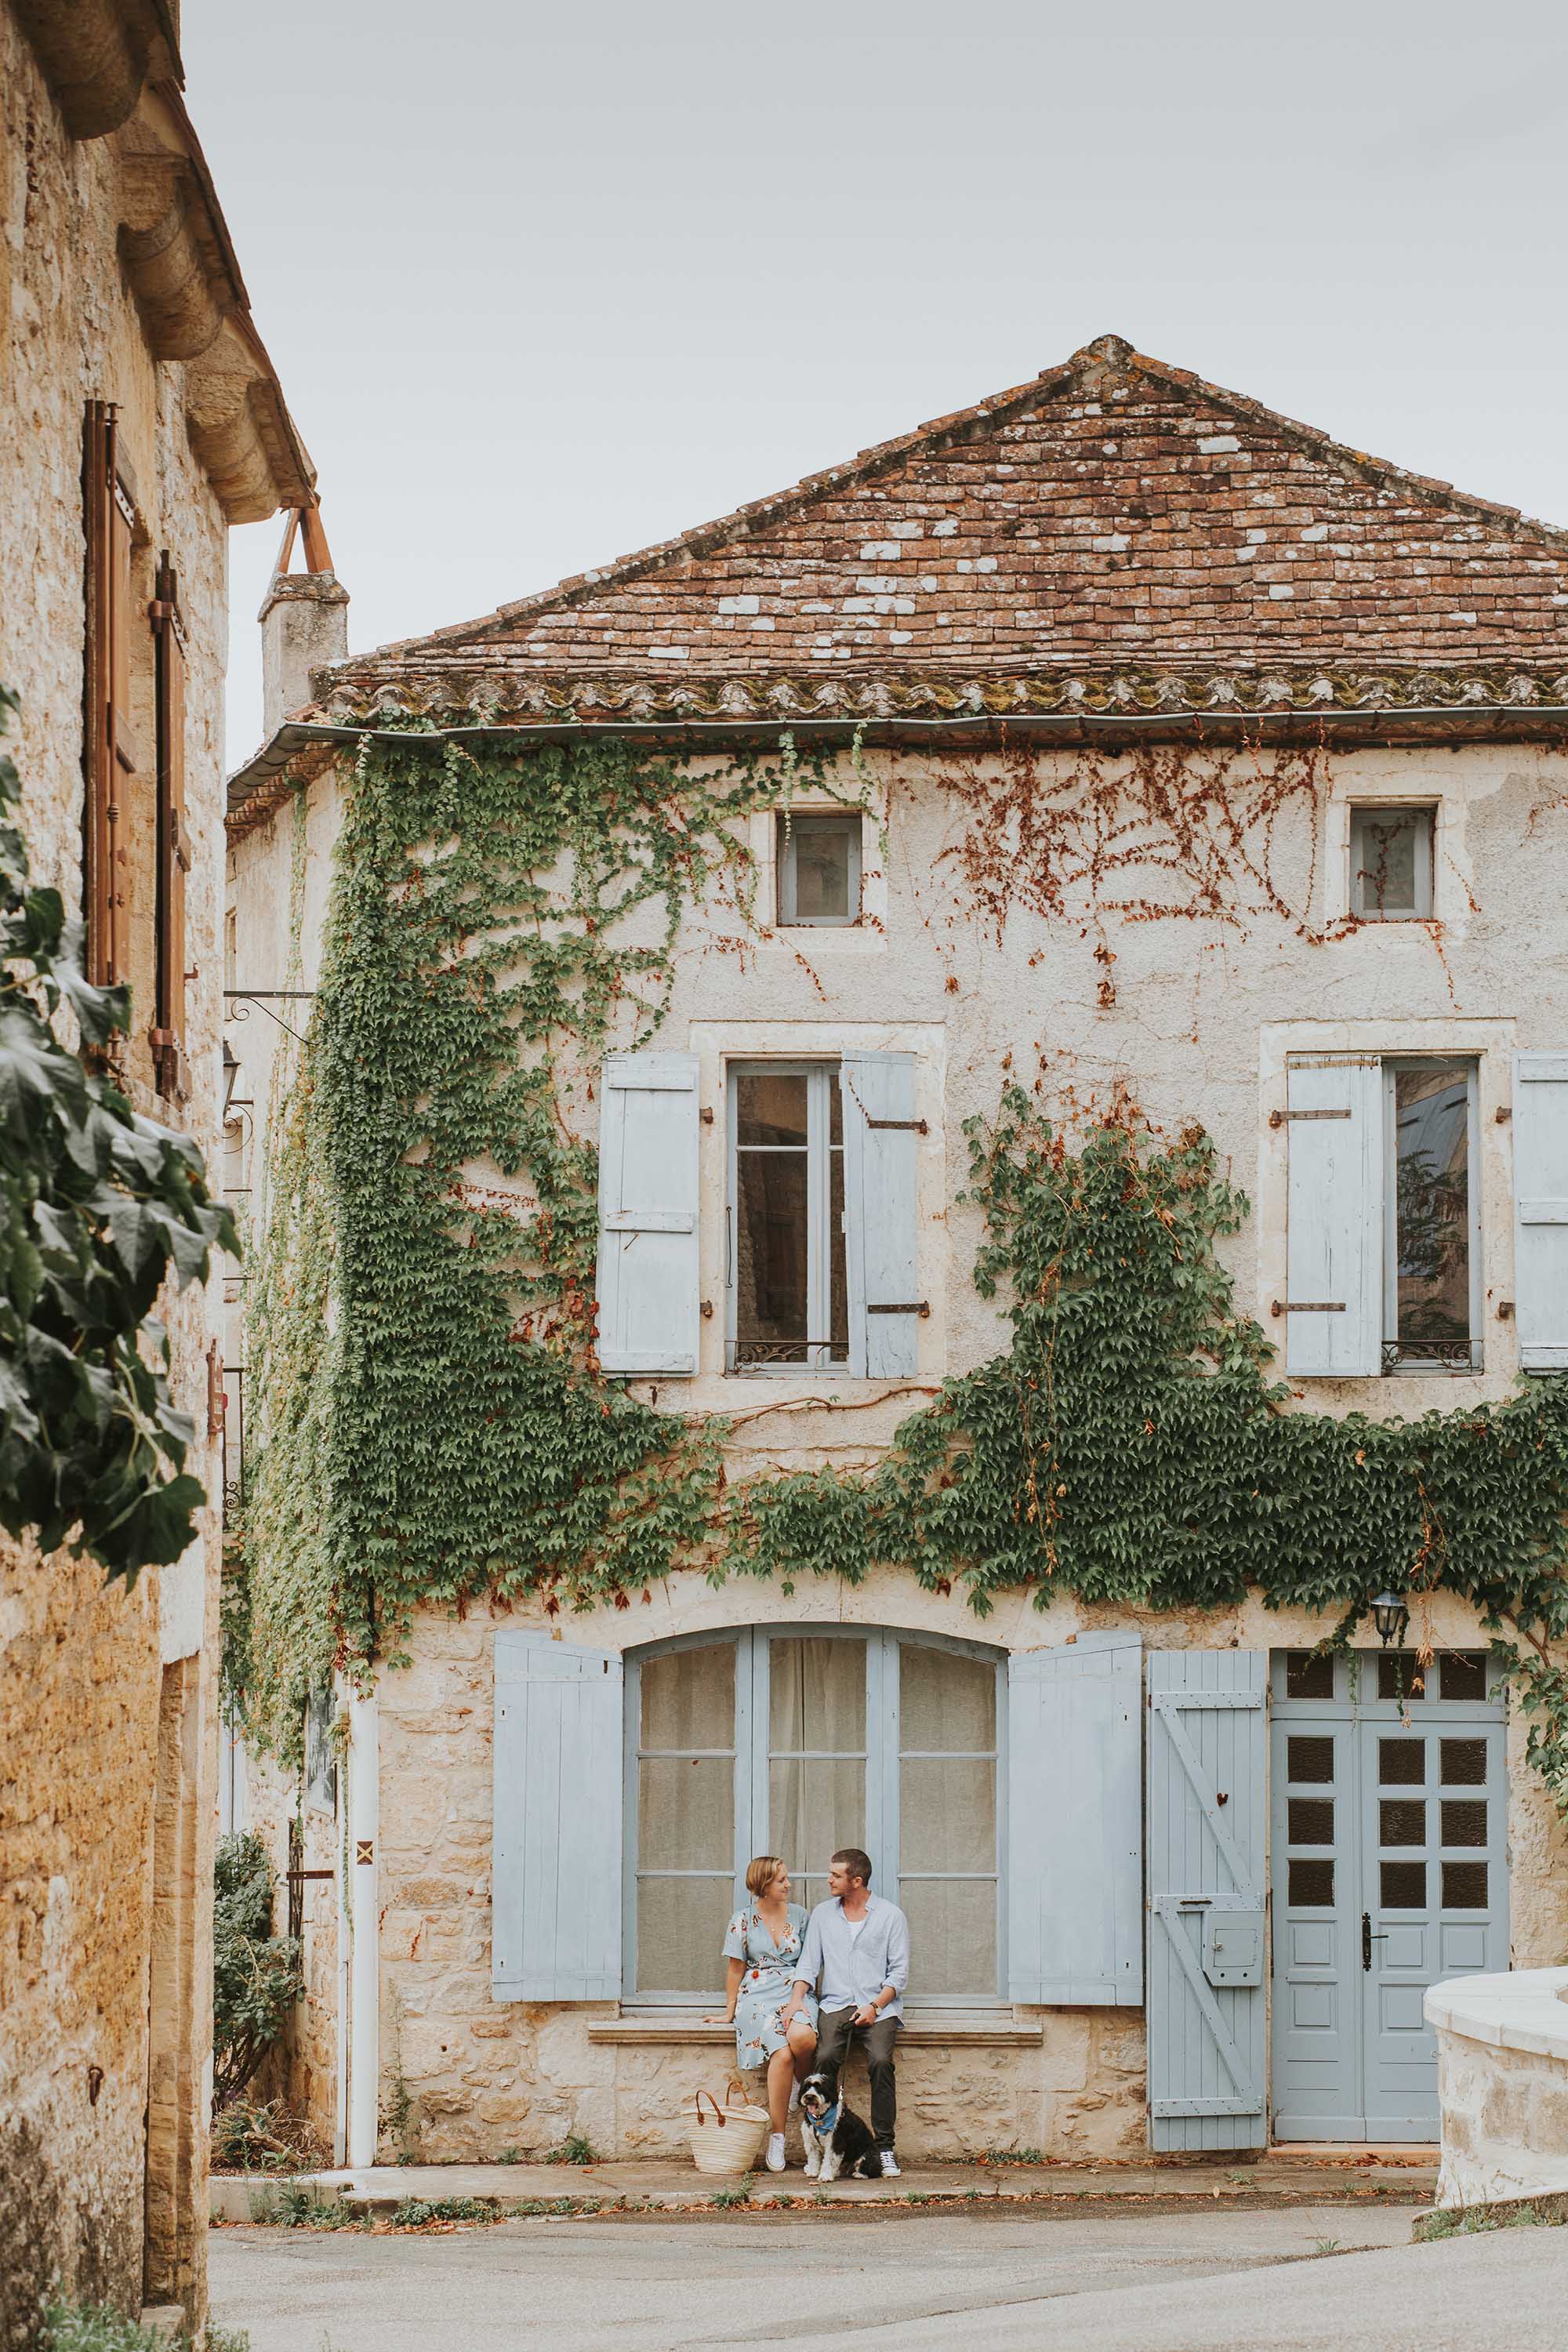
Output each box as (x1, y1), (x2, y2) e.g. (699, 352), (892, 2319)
(587, 2014), (1044, 2047)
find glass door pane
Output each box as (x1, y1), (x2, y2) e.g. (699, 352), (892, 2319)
(634, 1642), (736, 1994)
(767, 1636), (866, 1911)
(896, 1642), (999, 1996)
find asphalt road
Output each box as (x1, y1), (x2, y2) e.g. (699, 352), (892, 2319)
(203, 2201), (1568, 2352)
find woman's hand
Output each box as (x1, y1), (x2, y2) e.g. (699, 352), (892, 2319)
(702, 2013), (735, 2027)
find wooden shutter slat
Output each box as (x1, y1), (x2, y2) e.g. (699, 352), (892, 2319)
(594, 1053), (701, 1374)
(1513, 1053), (1568, 1370)
(492, 1632), (623, 2001)
(842, 1051), (921, 1377)
(1283, 1059), (1382, 1377)
(1007, 1632), (1143, 2005)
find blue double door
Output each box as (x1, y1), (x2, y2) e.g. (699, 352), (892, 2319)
(1269, 1650), (1508, 2142)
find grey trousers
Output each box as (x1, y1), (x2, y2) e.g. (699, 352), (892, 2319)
(814, 2007), (901, 2148)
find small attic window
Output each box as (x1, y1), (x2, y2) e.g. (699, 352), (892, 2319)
(777, 814), (862, 926)
(1350, 806), (1434, 920)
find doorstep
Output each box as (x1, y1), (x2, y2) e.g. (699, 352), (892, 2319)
(215, 2151), (1436, 2220)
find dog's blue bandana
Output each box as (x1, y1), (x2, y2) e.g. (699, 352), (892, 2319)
(813, 2101), (840, 2134)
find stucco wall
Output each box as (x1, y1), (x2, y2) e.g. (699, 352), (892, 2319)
(1428, 1970), (1568, 2207)
(0, 14), (230, 2338)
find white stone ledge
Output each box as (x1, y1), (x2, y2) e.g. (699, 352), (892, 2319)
(1425, 1966), (1568, 2061)
(588, 2013), (1045, 2047)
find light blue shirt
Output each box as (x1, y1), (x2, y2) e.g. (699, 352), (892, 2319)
(791, 1893), (910, 2022)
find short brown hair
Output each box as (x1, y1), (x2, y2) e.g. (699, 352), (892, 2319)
(745, 1854), (786, 1899)
(832, 1848), (873, 1886)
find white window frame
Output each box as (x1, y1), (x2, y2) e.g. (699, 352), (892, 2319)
(726, 1060), (847, 1374)
(1381, 1058), (1483, 1375)
(622, 1625), (1007, 2009)
(1348, 802), (1436, 921)
(776, 811), (862, 927)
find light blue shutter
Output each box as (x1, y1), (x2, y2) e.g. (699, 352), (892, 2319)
(842, 1051), (921, 1377)
(1145, 1651), (1267, 2151)
(1007, 1632), (1142, 2005)
(595, 1051), (700, 1374)
(492, 1632), (622, 2000)
(1284, 1058), (1382, 1377)
(1513, 1054), (1568, 1371)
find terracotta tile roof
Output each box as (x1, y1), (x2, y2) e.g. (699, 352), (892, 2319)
(320, 335), (1568, 720)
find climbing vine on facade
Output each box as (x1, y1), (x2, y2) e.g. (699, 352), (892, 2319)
(233, 724), (1568, 1810)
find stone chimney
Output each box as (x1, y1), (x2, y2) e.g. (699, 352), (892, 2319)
(259, 503), (349, 736)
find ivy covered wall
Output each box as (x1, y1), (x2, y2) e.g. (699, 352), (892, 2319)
(223, 727), (1568, 1816)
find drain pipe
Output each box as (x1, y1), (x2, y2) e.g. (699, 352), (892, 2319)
(346, 1683), (379, 2169)
(332, 1679), (350, 2167)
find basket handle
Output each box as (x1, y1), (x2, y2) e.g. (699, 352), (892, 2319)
(692, 2087), (728, 2129)
(724, 2073), (752, 2112)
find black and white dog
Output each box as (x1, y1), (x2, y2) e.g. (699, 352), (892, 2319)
(798, 2069), (886, 2182)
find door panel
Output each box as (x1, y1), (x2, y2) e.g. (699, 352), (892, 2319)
(1270, 1715), (1363, 2140)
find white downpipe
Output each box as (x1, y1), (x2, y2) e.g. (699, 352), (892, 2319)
(347, 1685), (379, 2168)
(332, 1680), (350, 2168)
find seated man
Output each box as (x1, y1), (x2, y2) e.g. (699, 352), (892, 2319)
(782, 1846), (910, 2176)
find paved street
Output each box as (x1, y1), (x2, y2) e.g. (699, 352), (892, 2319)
(205, 2203), (1568, 2352)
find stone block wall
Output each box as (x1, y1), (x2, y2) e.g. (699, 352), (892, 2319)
(1429, 1970), (1568, 2209)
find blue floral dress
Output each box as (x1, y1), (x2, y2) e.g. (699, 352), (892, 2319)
(723, 1901), (817, 2071)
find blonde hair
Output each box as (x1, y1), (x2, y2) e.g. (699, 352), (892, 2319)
(745, 1854), (787, 1900)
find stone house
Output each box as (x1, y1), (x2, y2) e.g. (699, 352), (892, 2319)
(226, 335), (1568, 2172)
(0, 4), (314, 2339)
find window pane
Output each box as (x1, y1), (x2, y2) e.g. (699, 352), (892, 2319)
(1379, 1800), (1425, 1848)
(638, 1759), (735, 1871)
(782, 816), (856, 922)
(735, 1147), (808, 1357)
(1379, 1738), (1425, 1786)
(635, 1875), (734, 1994)
(1352, 808), (1429, 916)
(640, 1642), (734, 1751)
(1442, 1861), (1488, 1910)
(900, 1646), (996, 1753)
(736, 1072), (808, 1148)
(1289, 1858), (1334, 1907)
(1440, 1653), (1487, 1702)
(898, 1877), (996, 1997)
(1441, 1738), (1487, 1786)
(1441, 1800), (1487, 1849)
(1287, 1737), (1334, 1784)
(1381, 1860), (1426, 1908)
(1393, 1065), (1471, 1354)
(1377, 1652), (1429, 1702)
(1288, 1798), (1334, 1846)
(1285, 1651), (1335, 1700)
(829, 1142), (848, 1359)
(769, 1759), (866, 1883)
(770, 1638), (866, 1750)
(899, 1758), (996, 1874)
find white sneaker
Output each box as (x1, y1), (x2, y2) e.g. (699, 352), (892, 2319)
(878, 2151), (901, 2177)
(765, 2132), (786, 2173)
(803, 2141), (821, 2180)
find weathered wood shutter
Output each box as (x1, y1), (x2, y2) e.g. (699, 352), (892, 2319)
(842, 1051), (922, 1377)
(594, 1052), (701, 1374)
(1513, 1054), (1568, 1371)
(82, 401), (135, 988)
(1146, 1651), (1268, 2150)
(150, 556), (191, 1102)
(492, 1632), (623, 2001)
(1007, 1632), (1142, 2005)
(1283, 1058), (1382, 1377)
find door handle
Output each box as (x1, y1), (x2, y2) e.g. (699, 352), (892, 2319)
(1361, 1911), (1391, 1970)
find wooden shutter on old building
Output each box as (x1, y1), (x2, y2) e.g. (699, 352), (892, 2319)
(1283, 1058), (1383, 1378)
(82, 401), (128, 986)
(1007, 1632), (1143, 2005)
(842, 1051), (923, 1377)
(491, 1632), (623, 2001)
(1512, 1054), (1568, 1371)
(150, 556), (191, 1101)
(1145, 1651), (1269, 2150)
(594, 1053), (702, 1374)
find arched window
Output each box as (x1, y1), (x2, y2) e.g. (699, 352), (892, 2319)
(626, 1627), (1005, 2004)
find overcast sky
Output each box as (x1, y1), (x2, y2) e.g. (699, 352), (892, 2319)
(182, 2), (1568, 767)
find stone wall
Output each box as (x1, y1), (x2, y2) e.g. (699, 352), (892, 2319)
(1428, 1970), (1568, 2208)
(0, 11), (234, 2339)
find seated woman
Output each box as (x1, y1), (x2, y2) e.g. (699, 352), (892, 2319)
(706, 1855), (818, 2172)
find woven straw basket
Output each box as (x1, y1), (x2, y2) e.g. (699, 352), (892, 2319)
(684, 2080), (771, 2178)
